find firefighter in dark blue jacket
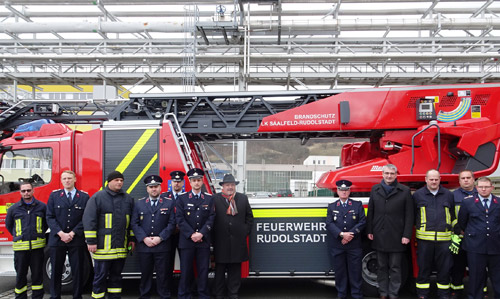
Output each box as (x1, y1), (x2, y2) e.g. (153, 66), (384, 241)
(176, 168), (215, 299)
(161, 170), (185, 291)
(6, 182), (48, 299)
(325, 180), (366, 299)
(132, 174), (176, 299)
(413, 169), (455, 299)
(46, 170), (90, 299)
(458, 176), (500, 299)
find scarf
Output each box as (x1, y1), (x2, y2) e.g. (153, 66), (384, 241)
(222, 193), (238, 216)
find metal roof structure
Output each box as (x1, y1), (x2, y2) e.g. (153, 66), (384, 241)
(1, 0), (500, 99)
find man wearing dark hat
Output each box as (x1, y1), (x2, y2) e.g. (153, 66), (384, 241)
(213, 173), (254, 299)
(326, 180), (366, 299)
(132, 175), (176, 299)
(161, 170), (186, 294)
(175, 168), (215, 299)
(83, 170), (135, 299)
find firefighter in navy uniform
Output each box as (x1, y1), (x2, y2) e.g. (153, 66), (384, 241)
(458, 177), (500, 299)
(161, 170), (186, 292)
(46, 170), (90, 299)
(83, 171), (135, 299)
(325, 180), (366, 299)
(6, 182), (48, 299)
(131, 175), (176, 299)
(450, 170), (476, 299)
(413, 169), (455, 299)
(176, 168), (215, 299)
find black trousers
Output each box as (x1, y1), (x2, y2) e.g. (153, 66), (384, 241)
(450, 246), (467, 291)
(178, 247), (210, 299)
(416, 240), (452, 299)
(166, 232), (180, 288)
(376, 251), (403, 298)
(49, 245), (85, 299)
(330, 247), (363, 299)
(91, 258), (126, 299)
(214, 262), (242, 299)
(14, 248), (44, 299)
(467, 252), (500, 299)
(138, 251), (171, 299)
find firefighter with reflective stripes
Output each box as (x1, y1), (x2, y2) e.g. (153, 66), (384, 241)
(450, 170), (476, 299)
(5, 181), (48, 299)
(83, 171), (135, 299)
(413, 169), (455, 299)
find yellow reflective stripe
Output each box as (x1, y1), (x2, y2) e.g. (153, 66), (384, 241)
(107, 288), (122, 293)
(92, 291), (106, 298)
(31, 284), (43, 290)
(484, 286), (488, 292)
(36, 216), (42, 234)
(437, 283), (450, 289)
(85, 231), (97, 238)
(105, 213), (112, 229)
(125, 214), (131, 247)
(15, 219), (21, 237)
(126, 153), (158, 194)
(115, 129), (156, 174)
(104, 234), (111, 251)
(445, 207), (451, 225)
(15, 286), (27, 294)
(416, 283), (430, 289)
(420, 207), (426, 231)
(12, 238), (46, 251)
(416, 230), (451, 241)
(451, 284), (465, 290)
(455, 205), (460, 218)
(253, 208), (326, 218)
(451, 219), (458, 227)
(0, 205), (6, 213)
(92, 252), (128, 260)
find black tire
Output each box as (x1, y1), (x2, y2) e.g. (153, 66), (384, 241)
(43, 247), (92, 294)
(361, 249), (410, 297)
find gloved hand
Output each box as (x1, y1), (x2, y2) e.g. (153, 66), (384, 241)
(449, 234), (461, 254)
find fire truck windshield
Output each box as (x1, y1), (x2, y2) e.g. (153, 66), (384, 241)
(0, 148), (52, 194)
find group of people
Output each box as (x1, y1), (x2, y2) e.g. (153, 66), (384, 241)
(326, 165), (500, 299)
(6, 168), (253, 299)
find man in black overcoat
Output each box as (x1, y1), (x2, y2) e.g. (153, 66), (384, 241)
(212, 173), (254, 299)
(367, 164), (414, 299)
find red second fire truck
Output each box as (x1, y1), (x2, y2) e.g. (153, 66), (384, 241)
(0, 83), (499, 296)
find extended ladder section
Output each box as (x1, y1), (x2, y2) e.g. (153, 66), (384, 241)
(0, 90), (341, 141)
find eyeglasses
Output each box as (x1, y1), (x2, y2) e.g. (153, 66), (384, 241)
(20, 189), (32, 193)
(477, 186), (493, 190)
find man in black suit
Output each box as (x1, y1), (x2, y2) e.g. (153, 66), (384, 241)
(46, 170), (90, 299)
(212, 173), (254, 299)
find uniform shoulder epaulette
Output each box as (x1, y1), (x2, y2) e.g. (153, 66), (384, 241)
(203, 192), (211, 195)
(51, 189), (63, 193)
(179, 192), (187, 195)
(138, 196), (147, 201)
(78, 190), (88, 194)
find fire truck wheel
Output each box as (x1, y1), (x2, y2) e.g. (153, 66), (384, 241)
(361, 250), (410, 297)
(361, 250), (379, 297)
(43, 247), (92, 293)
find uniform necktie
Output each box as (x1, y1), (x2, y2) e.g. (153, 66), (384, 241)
(342, 202), (346, 208)
(484, 198), (489, 209)
(175, 193), (178, 200)
(152, 199), (157, 207)
(67, 192), (72, 201)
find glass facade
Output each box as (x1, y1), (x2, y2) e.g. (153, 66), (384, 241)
(247, 170), (312, 193)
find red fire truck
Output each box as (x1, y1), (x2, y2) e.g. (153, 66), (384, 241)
(0, 83), (499, 296)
